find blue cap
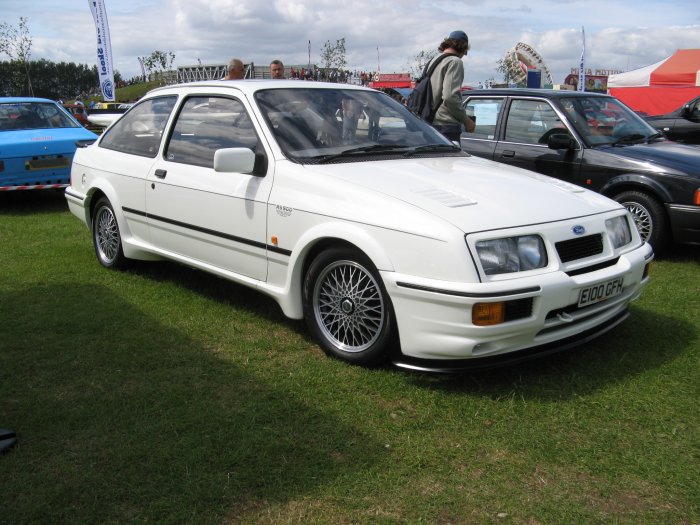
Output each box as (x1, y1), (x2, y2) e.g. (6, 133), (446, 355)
(448, 30), (469, 45)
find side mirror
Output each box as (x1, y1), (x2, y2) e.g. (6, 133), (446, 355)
(681, 105), (692, 118)
(547, 133), (575, 150)
(214, 147), (256, 174)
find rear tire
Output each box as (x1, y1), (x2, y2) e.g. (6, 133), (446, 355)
(303, 247), (394, 366)
(613, 190), (668, 253)
(92, 197), (128, 269)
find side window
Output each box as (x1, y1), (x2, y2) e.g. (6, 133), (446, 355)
(690, 99), (700, 118)
(165, 96), (259, 168)
(100, 96), (177, 157)
(504, 99), (564, 144)
(465, 98), (503, 140)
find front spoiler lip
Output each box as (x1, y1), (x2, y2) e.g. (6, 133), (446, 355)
(391, 308), (629, 373)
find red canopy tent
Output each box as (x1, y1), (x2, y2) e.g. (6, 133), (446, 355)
(608, 49), (700, 116)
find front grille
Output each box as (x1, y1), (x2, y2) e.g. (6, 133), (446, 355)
(566, 257), (619, 277)
(555, 234), (603, 263)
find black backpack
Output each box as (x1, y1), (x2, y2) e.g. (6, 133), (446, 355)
(406, 53), (457, 123)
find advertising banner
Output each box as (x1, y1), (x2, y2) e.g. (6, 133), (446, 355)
(578, 27), (586, 92)
(88, 0), (116, 101)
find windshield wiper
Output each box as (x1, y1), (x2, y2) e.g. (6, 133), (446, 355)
(402, 143), (462, 157)
(312, 144), (411, 163)
(646, 132), (665, 143)
(612, 133), (646, 146)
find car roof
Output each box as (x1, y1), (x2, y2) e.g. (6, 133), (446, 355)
(0, 97), (58, 104)
(463, 88), (612, 99)
(145, 79), (376, 98)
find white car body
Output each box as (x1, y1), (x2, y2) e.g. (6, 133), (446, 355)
(66, 81), (653, 371)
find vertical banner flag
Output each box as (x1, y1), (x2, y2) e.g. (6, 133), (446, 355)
(578, 26), (586, 92)
(88, 0), (116, 101)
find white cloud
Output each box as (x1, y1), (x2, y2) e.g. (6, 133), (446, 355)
(1, 0), (699, 87)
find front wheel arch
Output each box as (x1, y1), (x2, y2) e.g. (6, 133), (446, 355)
(302, 246), (396, 366)
(612, 189), (669, 252)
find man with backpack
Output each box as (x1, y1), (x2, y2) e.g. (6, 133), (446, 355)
(416, 30), (475, 142)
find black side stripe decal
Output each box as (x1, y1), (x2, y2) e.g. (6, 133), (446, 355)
(122, 206), (292, 256)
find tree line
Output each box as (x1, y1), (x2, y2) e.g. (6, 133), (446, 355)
(0, 59), (121, 99)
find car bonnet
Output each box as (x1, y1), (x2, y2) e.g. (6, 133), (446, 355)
(311, 155), (621, 233)
(594, 140), (700, 175)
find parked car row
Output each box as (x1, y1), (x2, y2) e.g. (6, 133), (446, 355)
(460, 89), (700, 253)
(64, 81), (652, 371)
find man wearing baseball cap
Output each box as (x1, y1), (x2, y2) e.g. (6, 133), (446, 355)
(427, 30), (475, 141)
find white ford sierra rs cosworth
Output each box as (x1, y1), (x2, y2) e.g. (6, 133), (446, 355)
(66, 81), (653, 371)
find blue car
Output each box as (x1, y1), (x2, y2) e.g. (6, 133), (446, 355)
(0, 97), (98, 191)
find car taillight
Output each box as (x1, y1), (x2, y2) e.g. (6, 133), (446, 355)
(694, 188), (700, 206)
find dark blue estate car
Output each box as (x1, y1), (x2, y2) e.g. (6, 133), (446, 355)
(460, 89), (700, 252)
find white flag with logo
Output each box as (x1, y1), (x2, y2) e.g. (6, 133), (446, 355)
(578, 26), (586, 92)
(88, 0), (116, 101)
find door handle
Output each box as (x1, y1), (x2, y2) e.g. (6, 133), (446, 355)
(154, 169), (167, 179)
(501, 150), (515, 158)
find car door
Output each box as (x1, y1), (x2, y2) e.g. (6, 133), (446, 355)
(96, 95), (178, 244)
(459, 97), (504, 159)
(491, 98), (584, 183)
(146, 94), (273, 281)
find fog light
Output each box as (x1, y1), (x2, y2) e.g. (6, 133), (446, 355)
(472, 302), (505, 326)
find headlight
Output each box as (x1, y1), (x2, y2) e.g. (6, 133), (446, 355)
(476, 235), (547, 275)
(605, 215), (632, 248)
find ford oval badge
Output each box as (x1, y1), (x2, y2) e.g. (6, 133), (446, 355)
(572, 225), (586, 235)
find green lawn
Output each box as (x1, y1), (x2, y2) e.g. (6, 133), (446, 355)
(1, 191), (698, 525)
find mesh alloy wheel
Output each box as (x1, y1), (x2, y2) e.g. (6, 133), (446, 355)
(304, 248), (393, 365)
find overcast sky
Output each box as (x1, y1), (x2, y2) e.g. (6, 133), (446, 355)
(2, 0), (699, 85)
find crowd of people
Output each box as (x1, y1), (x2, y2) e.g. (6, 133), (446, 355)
(223, 56), (377, 85)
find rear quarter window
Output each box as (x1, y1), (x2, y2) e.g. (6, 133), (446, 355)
(465, 98), (503, 140)
(99, 96), (177, 157)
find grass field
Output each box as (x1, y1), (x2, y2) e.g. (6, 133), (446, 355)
(1, 190), (698, 524)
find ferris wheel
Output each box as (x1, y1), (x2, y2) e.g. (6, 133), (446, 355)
(502, 42), (553, 85)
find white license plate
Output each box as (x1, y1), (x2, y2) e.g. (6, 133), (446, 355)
(578, 277), (624, 307)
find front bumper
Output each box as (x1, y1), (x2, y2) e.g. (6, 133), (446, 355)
(382, 242), (653, 365)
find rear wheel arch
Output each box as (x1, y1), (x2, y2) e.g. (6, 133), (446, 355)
(91, 196), (129, 269)
(87, 188), (108, 229)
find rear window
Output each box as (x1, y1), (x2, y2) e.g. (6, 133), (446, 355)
(0, 102), (79, 131)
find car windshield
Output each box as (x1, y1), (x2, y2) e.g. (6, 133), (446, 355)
(559, 96), (660, 146)
(0, 102), (79, 131)
(254, 88), (460, 163)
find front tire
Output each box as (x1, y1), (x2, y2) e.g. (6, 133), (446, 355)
(613, 190), (668, 253)
(303, 247), (394, 366)
(92, 197), (128, 269)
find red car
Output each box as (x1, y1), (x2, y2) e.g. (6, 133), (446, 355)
(62, 103), (89, 127)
